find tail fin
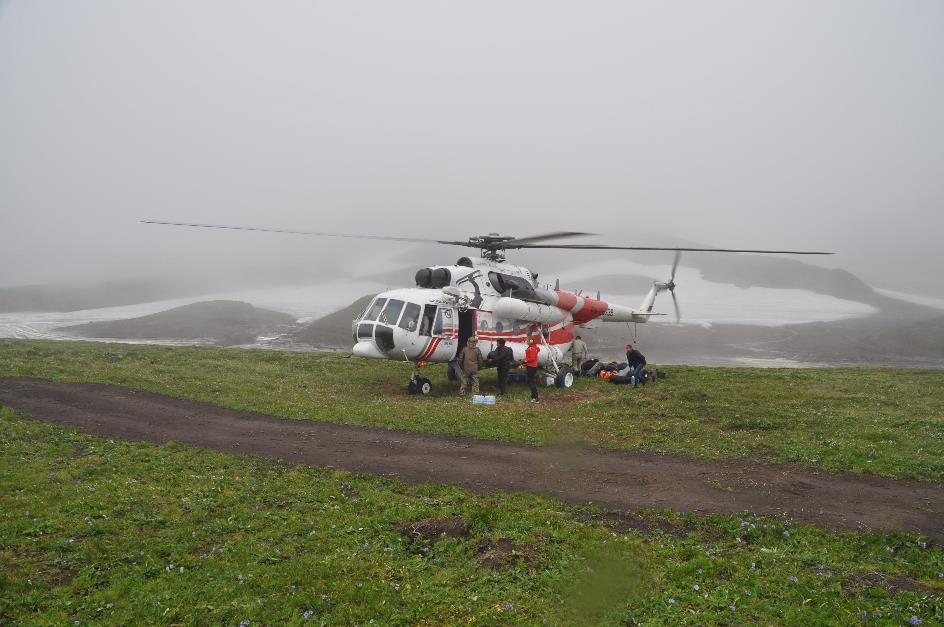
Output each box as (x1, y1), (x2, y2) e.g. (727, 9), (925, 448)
(639, 284), (659, 313)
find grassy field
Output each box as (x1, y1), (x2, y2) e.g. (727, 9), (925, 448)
(1, 340), (942, 482)
(2, 407), (942, 625)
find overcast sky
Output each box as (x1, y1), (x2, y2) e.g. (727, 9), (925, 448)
(1, 1), (942, 292)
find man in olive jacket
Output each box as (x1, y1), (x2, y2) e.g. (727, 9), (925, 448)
(457, 336), (486, 395)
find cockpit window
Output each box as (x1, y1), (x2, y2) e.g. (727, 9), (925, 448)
(398, 302), (421, 331)
(379, 299), (405, 325)
(363, 298), (386, 321)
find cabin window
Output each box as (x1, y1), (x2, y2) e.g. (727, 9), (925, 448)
(380, 299), (405, 325)
(399, 302), (421, 331)
(356, 323), (374, 339)
(364, 298), (386, 322)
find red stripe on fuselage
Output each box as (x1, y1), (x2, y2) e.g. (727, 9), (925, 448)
(418, 338), (437, 361)
(572, 298), (608, 324)
(555, 290), (578, 311)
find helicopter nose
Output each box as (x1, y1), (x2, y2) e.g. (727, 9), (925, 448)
(353, 340), (385, 359)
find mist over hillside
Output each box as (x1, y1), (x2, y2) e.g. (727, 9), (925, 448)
(59, 301), (295, 346)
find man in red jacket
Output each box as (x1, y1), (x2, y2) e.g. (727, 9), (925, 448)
(524, 337), (540, 403)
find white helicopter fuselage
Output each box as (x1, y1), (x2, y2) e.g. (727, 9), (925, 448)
(351, 256), (662, 365)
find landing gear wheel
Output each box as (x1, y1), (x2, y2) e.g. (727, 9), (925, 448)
(409, 377), (432, 395)
(555, 366), (575, 388)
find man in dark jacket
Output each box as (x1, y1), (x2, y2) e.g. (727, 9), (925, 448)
(489, 338), (515, 395)
(626, 343), (647, 387)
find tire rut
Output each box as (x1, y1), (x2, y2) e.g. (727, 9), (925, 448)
(1, 377), (941, 540)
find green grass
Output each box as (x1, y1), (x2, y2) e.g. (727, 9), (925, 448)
(2, 407), (942, 625)
(2, 340), (942, 481)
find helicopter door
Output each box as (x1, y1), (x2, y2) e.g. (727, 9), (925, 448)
(457, 309), (475, 351)
(426, 306), (458, 361)
(419, 304), (436, 336)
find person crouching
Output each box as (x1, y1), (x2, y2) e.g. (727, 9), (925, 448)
(457, 336), (485, 395)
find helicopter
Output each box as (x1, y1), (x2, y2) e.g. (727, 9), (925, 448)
(143, 221), (832, 394)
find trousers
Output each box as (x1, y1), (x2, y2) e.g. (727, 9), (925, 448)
(459, 372), (480, 395)
(497, 367), (510, 394)
(526, 366), (539, 400)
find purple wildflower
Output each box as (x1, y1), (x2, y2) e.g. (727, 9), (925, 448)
(667, 598), (676, 605)
(789, 576), (798, 583)
(505, 604), (514, 611)
(908, 617), (921, 626)
(783, 530), (790, 538)
(239, 621), (250, 627)
(303, 610), (314, 620)
(729, 605), (736, 612)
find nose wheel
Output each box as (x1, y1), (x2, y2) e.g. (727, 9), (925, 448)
(408, 364), (432, 396)
(408, 376), (432, 395)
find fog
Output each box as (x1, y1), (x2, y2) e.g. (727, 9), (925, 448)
(1, 1), (942, 295)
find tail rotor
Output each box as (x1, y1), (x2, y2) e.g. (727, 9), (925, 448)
(655, 251), (682, 324)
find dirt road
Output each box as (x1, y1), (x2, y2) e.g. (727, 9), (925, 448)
(1, 377), (941, 540)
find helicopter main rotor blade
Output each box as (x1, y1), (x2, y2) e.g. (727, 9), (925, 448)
(514, 244), (834, 255)
(141, 220), (469, 246)
(671, 291), (681, 324)
(499, 231), (595, 248)
(670, 250), (681, 283)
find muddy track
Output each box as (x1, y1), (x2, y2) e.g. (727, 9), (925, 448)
(1, 377), (941, 540)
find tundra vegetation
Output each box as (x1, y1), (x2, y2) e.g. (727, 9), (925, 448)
(1, 340), (942, 624)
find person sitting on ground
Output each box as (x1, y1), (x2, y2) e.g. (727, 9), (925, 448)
(625, 343), (647, 387)
(571, 335), (588, 374)
(524, 337), (540, 403)
(488, 338), (515, 395)
(457, 337), (485, 395)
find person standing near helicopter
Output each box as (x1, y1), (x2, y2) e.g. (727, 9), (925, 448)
(488, 338), (515, 395)
(524, 337), (540, 403)
(457, 336), (485, 395)
(571, 335), (588, 373)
